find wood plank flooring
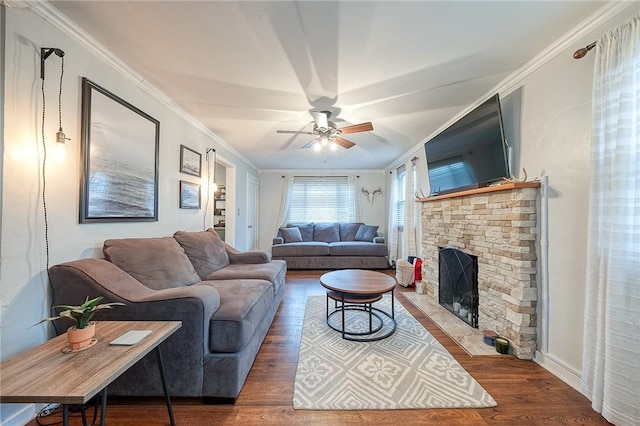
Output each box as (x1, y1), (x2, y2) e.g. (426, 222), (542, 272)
(28, 270), (609, 425)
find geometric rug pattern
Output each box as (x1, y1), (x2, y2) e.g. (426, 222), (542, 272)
(293, 295), (497, 410)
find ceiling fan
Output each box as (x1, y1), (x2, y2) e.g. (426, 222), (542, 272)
(276, 111), (373, 150)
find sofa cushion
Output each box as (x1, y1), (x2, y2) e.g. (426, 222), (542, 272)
(339, 222), (363, 241)
(200, 279), (274, 353)
(272, 242), (330, 257)
(313, 223), (340, 243)
(286, 222), (314, 242)
(173, 229), (230, 278)
(103, 237), (200, 290)
(355, 224), (379, 242)
(279, 227), (303, 243)
(329, 241), (389, 257)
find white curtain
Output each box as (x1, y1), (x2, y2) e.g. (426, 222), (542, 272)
(582, 15), (640, 426)
(387, 169), (399, 265)
(402, 159), (417, 258)
(347, 175), (362, 222)
(274, 176), (294, 232)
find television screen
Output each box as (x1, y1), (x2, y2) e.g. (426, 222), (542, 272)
(424, 94), (509, 195)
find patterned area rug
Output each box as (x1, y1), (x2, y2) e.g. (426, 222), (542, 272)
(293, 295), (497, 410)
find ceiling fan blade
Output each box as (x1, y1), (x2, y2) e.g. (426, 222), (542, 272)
(339, 122), (373, 134)
(311, 111), (329, 130)
(334, 136), (356, 149)
(301, 138), (318, 149)
(276, 130), (316, 135)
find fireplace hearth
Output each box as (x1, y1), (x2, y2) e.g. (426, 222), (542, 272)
(439, 247), (478, 327)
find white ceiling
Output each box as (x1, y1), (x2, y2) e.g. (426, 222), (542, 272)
(50, 1), (606, 170)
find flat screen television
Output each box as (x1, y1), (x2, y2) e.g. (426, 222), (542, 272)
(424, 94), (509, 196)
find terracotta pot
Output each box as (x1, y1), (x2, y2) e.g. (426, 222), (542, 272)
(67, 322), (96, 350)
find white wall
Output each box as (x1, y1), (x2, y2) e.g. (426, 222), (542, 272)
(258, 170), (387, 251)
(0, 5), (258, 366)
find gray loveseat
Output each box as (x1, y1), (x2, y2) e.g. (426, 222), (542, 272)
(48, 228), (286, 400)
(272, 222), (388, 269)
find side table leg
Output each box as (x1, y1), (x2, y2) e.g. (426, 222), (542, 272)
(63, 404), (69, 426)
(99, 388), (108, 426)
(155, 346), (176, 426)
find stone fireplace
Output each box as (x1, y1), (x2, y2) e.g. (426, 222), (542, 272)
(419, 183), (540, 359)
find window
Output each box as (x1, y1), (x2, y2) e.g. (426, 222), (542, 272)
(286, 177), (354, 222)
(395, 165), (407, 231)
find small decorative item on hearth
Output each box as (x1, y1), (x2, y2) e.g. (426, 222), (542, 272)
(483, 330), (498, 346)
(495, 336), (510, 354)
(37, 296), (124, 352)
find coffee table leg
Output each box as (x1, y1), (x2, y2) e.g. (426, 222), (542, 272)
(391, 289), (395, 319)
(155, 346), (176, 426)
(341, 293), (346, 339)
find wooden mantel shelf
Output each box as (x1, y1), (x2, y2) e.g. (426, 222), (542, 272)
(417, 181), (541, 202)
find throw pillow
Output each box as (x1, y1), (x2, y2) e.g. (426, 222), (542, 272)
(280, 227), (303, 243)
(313, 223), (340, 243)
(287, 222), (314, 241)
(355, 224), (379, 242)
(339, 222), (363, 241)
(173, 229), (230, 278)
(103, 237), (201, 290)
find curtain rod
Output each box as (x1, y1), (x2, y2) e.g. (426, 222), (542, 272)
(574, 41), (596, 59)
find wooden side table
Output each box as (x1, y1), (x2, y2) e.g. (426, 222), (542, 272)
(0, 321), (181, 426)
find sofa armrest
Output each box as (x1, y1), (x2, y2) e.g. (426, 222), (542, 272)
(273, 237), (284, 245)
(223, 242), (271, 264)
(228, 250), (272, 264)
(374, 236), (385, 244)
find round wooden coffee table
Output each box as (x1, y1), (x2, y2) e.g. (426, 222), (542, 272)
(320, 269), (397, 341)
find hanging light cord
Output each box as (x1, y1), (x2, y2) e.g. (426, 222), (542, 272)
(41, 53), (65, 333)
(58, 56), (64, 131)
(41, 69), (50, 273)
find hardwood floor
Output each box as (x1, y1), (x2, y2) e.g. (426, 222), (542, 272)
(29, 270), (609, 425)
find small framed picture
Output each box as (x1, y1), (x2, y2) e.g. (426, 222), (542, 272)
(180, 180), (201, 209)
(180, 145), (202, 177)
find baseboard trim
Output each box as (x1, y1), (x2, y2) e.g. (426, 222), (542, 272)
(0, 403), (35, 426)
(534, 350), (585, 396)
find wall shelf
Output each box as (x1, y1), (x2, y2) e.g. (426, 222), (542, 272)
(417, 181), (541, 203)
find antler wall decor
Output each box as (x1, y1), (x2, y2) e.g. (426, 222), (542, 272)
(362, 186), (382, 203)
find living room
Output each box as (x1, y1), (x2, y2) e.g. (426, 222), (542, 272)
(2, 1), (639, 425)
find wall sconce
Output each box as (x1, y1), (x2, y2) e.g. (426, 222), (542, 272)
(41, 47), (69, 145)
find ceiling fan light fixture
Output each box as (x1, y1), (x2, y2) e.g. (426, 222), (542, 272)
(329, 141), (337, 151)
(313, 142), (322, 152)
(320, 135), (329, 145)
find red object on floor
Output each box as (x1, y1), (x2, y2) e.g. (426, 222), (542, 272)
(413, 258), (422, 286)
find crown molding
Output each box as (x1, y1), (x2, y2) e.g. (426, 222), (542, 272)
(23, 0), (257, 171)
(386, 0), (638, 172)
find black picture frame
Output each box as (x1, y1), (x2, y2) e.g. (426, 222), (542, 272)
(180, 180), (201, 209)
(79, 78), (160, 223)
(180, 145), (202, 177)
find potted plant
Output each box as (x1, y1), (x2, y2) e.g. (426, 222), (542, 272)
(39, 296), (124, 350)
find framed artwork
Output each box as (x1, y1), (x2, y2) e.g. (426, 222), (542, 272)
(79, 77), (160, 223)
(180, 145), (202, 177)
(180, 180), (201, 209)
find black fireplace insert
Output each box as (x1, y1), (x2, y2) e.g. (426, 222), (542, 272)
(438, 247), (478, 327)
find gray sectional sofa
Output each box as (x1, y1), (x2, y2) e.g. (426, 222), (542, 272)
(48, 228), (286, 400)
(272, 222), (389, 269)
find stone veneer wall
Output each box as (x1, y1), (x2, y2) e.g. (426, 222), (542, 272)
(420, 186), (539, 359)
